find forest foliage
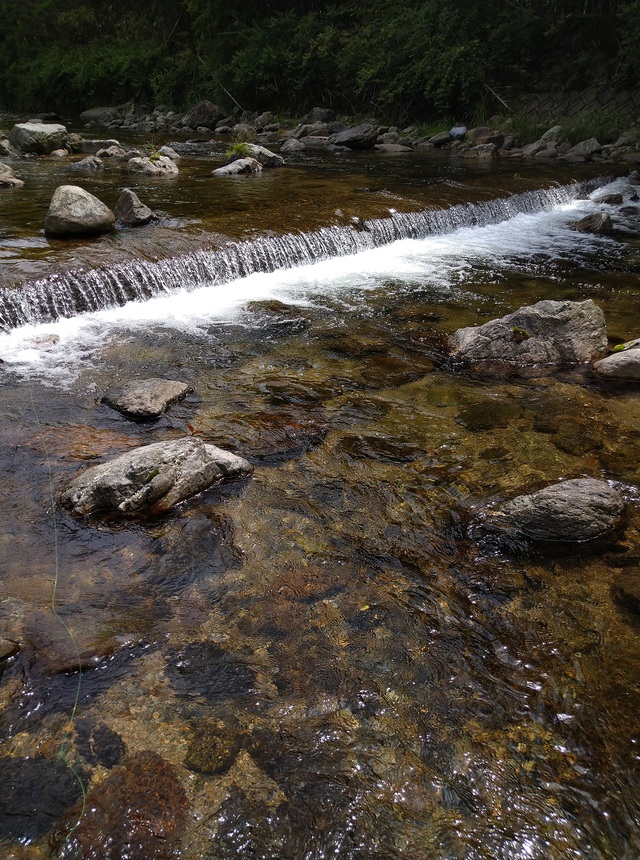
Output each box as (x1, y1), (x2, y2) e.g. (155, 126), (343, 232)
(0, 0), (638, 122)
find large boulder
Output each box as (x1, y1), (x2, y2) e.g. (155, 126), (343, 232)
(9, 122), (67, 154)
(181, 100), (226, 129)
(44, 185), (115, 238)
(0, 163), (24, 188)
(477, 478), (626, 551)
(113, 189), (157, 227)
(564, 138), (602, 160)
(449, 299), (607, 376)
(102, 378), (189, 418)
(327, 123), (378, 150)
(59, 436), (252, 517)
(127, 155), (178, 176)
(574, 212), (613, 234)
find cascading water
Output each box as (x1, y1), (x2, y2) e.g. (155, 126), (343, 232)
(0, 177), (611, 331)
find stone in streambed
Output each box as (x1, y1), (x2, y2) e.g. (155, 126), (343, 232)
(9, 121), (67, 154)
(592, 339), (640, 380)
(102, 377), (190, 419)
(113, 189), (157, 226)
(449, 299), (607, 377)
(59, 436), (252, 517)
(44, 185), (114, 237)
(477, 478), (626, 551)
(51, 751), (188, 860)
(612, 570), (640, 616)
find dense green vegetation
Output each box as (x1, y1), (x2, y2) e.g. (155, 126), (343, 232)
(0, 0), (637, 122)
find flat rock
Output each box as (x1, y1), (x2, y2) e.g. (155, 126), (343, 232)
(449, 299), (607, 376)
(44, 185), (115, 237)
(9, 122), (67, 154)
(480, 478), (626, 549)
(102, 377), (189, 418)
(59, 436), (252, 517)
(245, 143), (284, 167)
(113, 189), (157, 226)
(592, 340), (640, 379)
(327, 123), (377, 150)
(213, 157), (262, 176)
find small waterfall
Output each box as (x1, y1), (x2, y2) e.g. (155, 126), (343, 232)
(0, 178), (609, 331)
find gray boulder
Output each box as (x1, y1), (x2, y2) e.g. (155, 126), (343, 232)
(9, 122), (67, 154)
(430, 130), (452, 147)
(461, 143), (497, 159)
(44, 185), (115, 238)
(128, 155), (179, 176)
(574, 212), (613, 234)
(70, 156), (104, 171)
(80, 107), (119, 125)
(212, 157), (262, 176)
(0, 163), (24, 188)
(281, 138), (306, 154)
(80, 138), (121, 154)
(302, 107), (335, 124)
(480, 478), (626, 549)
(327, 124), (378, 150)
(449, 299), (607, 376)
(157, 145), (180, 161)
(59, 436), (252, 517)
(182, 100), (226, 129)
(102, 378), (189, 418)
(592, 339), (640, 379)
(564, 138), (601, 159)
(245, 144), (283, 167)
(113, 189), (157, 227)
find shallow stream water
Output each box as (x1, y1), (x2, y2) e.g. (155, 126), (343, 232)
(0, 118), (639, 860)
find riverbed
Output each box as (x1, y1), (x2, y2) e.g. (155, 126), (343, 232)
(0, 121), (638, 860)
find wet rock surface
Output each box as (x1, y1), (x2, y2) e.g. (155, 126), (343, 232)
(449, 299), (607, 376)
(58, 436), (252, 516)
(0, 757), (84, 840)
(113, 189), (157, 226)
(479, 478), (626, 549)
(102, 377), (191, 419)
(51, 751), (188, 860)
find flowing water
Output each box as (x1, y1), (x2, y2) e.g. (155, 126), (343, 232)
(0, 122), (639, 860)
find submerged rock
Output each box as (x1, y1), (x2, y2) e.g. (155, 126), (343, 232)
(113, 189), (157, 227)
(59, 436), (252, 517)
(51, 751), (188, 860)
(44, 185), (115, 237)
(478, 478), (626, 551)
(612, 570), (640, 616)
(449, 299), (607, 376)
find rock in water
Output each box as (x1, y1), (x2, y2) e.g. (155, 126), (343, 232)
(213, 157), (263, 176)
(449, 299), (607, 376)
(51, 751), (188, 860)
(9, 121), (67, 154)
(479, 478), (626, 550)
(592, 339), (640, 379)
(102, 378), (190, 418)
(127, 155), (179, 176)
(59, 436), (252, 517)
(113, 189), (157, 226)
(44, 185), (115, 237)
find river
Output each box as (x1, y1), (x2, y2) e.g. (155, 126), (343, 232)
(0, 120), (639, 860)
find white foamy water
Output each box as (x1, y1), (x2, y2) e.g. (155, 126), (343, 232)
(0, 185), (621, 384)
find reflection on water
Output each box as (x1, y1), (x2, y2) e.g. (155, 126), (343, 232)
(0, 142), (638, 859)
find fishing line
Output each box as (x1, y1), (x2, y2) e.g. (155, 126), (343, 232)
(29, 387), (87, 836)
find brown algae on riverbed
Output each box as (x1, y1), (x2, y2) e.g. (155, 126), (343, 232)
(0, 145), (638, 859)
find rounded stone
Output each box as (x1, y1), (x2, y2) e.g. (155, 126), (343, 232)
(44, 184), (115, 237)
